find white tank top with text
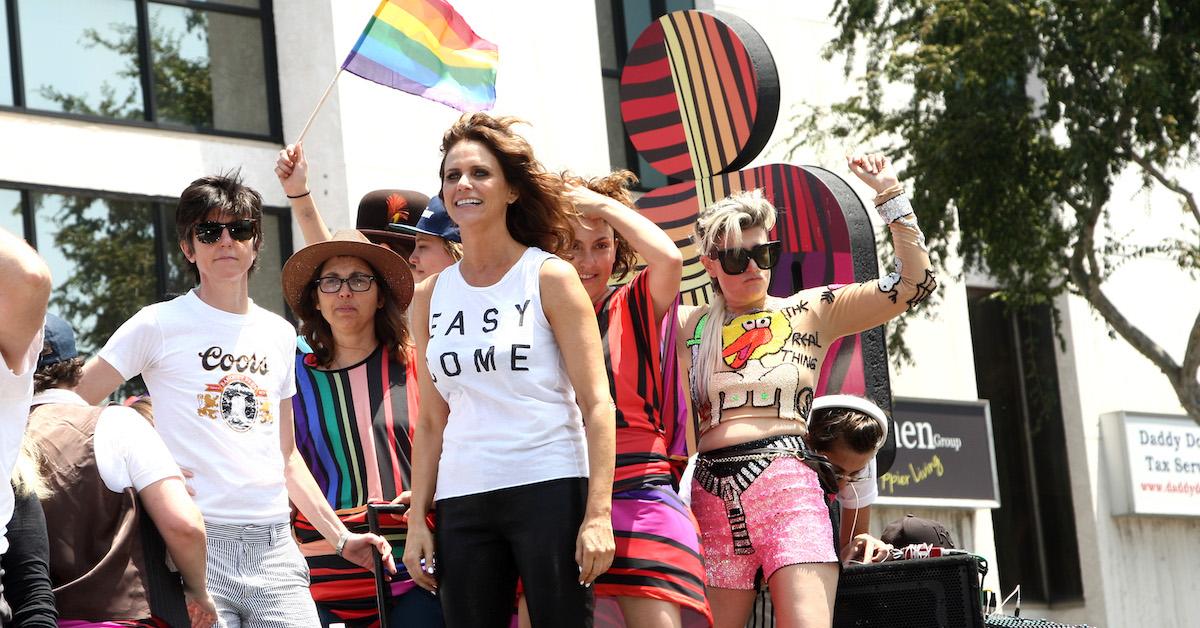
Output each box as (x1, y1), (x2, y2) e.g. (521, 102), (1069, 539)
(427, 247), (588, 500)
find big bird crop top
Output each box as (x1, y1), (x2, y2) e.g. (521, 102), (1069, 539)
(677, 194), (935, 435)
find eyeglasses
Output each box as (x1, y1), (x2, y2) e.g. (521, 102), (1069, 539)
(710, 241), (782, 274)
(315, 274), (377, 293)
(194, 220), (256, 245)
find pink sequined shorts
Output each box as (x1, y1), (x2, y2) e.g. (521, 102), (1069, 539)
(691, 453), (836, 589)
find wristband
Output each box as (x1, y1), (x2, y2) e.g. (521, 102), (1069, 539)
(875, 195), (914, 224)
(286, 190), (311, 199)
(334, 530), (350, 557)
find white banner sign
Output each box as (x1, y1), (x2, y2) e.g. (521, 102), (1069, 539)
(1102, 411), (1200, 517)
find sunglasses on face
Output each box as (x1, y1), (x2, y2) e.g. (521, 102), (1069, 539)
(710, 240), (782, 275)
(194, 220), (256, 245)
(315, 274), (377, 294)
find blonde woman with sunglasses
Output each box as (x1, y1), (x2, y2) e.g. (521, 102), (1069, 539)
(678, 154), (937, 628)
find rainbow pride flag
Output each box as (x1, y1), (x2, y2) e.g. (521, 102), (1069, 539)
(341, 0), (498, 112)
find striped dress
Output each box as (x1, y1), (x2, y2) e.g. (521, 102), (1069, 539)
(291, 344), (423, 626)
(594, 272), (713, 626)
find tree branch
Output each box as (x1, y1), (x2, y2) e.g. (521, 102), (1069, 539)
(1068, 196), (1195, 421)
(1128, 149), (1200, 227)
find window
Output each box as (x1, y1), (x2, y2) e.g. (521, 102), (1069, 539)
(3, 0), (279, 139)
(0, 6), (12, 105)
(1, 182), (293, 359)
(967, 289), (1083, 604)
(596, 0), (693, 190)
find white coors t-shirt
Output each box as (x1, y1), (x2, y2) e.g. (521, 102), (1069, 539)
(99, 290), (296, 524)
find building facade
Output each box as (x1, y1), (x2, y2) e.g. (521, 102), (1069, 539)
(2, 1), (1196, 625)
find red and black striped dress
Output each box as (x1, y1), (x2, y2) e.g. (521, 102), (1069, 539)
(593, 272), (712, 626)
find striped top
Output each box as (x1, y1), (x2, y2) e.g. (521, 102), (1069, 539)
(292, 344), (418, 506)
(598, 271), (686, 491)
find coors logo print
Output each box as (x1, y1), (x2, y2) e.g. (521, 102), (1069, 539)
(196, 346), (274, 432)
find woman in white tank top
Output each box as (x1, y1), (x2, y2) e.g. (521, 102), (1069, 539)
(402, 113), (616, 627)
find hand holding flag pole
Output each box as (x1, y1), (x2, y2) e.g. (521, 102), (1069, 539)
(293, 0), (499, 145)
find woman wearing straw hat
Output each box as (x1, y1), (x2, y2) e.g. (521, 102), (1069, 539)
(282, 230), (444, 627)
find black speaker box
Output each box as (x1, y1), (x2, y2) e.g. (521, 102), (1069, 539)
(833, 554), (984, 628)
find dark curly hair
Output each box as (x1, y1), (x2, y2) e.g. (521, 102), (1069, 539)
(807, 405), (886, 454)
(561, 169), (641, 281)
(34, 357), (84, 393)
(439, 113), (576, 254)
(294, 257), (410, 369)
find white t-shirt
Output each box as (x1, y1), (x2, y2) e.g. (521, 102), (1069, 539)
(0, 330), (42, 556)
(99, 290), (296, 525)
(31, 389), (181, 493)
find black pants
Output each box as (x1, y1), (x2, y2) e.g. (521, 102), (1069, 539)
(435, 477), (593, 628)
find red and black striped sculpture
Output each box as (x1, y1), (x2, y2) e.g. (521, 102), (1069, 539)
(619, 9), (893, 410)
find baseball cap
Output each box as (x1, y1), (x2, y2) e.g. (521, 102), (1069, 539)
(389, 195), (461, 243)
(38, 313), (79, 370)
(880, 514), (955, 548)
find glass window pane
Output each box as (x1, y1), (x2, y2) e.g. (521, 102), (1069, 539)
(666, 0), (695, 13)
(168, 0), (260, 8)
(622, 0), (653, 51)
(1, 8), (12, 106)
(32, 191), (157, 356)
(19, 0), (143, 120)
(0, 189), (23, 238)
(149, 5), (269, 135)
(248, 211), (288, 318)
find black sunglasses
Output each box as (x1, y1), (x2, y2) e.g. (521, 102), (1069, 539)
(194, 220), (256, 245)
(710, 240), (782, 274)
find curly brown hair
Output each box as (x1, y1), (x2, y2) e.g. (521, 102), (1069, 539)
(295, 258), (411, 369)
(439, 113), (577, 254)
(807, 406), (886, 454)
(561, 169), (641, 281)
(34, 357), (84, 393)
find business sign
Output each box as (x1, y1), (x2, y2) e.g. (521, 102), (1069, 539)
(875, 397), (1001, 508)
(1102, 411), (1200, 517)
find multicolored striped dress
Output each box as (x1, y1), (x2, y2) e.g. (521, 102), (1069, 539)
(291, 343), (422, 626)
(593, 272), (713, 626)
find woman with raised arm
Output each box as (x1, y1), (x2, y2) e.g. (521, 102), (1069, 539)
(557, 172), (709, 627)
(679, 154), (936, 628)
(401, 113), (616, 628)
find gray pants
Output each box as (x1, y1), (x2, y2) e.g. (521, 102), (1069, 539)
(205, 522), (320, 628)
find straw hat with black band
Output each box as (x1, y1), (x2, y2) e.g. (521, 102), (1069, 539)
(282, 229), (414, 316)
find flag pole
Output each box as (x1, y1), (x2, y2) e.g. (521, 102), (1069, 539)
(295, 68), (344, 145)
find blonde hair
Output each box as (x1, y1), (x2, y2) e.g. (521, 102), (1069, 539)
(692, 189), (778, 405)
(443, 239), (464, 261)
(11, 434), (49, 500)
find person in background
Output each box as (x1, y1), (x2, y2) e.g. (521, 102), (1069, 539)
(29, 313), (216, 626)
(678, 154), (936, 627)
(806, 395), (891, 565)
(389, 195), (463, 283)
(76, 174), (394, 626)
(402, 113), (616, 627)
(2, 434), (55, 627)
(551, 171), (709, 627)
(281, 230), (443, 626)
(0, 226), (51, 622)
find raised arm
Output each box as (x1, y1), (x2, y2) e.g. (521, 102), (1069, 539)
(0, 228), (51, 373)
(569, 185), (683, 323)
(401, 276), (449, 593)
(810, 153), (937, 339)
(540, 258), (616, 586)
(275, 142), (332, 245)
